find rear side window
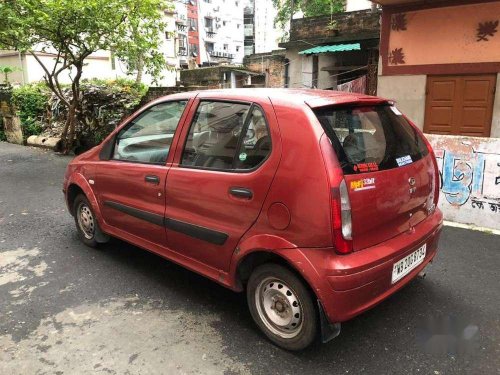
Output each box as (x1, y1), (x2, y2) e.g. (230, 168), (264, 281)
(181, 101), (271, 171)
(314, 105), (428, 174)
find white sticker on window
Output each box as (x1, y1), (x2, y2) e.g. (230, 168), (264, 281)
(390, 106), (403, 116)
(396, 155), (413, 167)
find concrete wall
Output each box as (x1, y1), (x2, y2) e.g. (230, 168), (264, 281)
(377, 75), (426, 130)
(378, 73), (500, 136)
(387, 3), (500, 68)
(0, 52), (28, 85)
(492, 73), (500, 138)
(289, 10), (380, 43)
(285, 49), (303, 88)
(346, 0), (372, 12)
(317, 55), (337, 89)
(244, 51), (286, 88)
(427, 134), (500, 231)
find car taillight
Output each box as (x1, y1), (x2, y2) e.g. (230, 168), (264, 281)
(332, 179), (353, 254)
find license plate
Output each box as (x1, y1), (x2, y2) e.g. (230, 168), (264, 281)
(392, 244), (427, 284)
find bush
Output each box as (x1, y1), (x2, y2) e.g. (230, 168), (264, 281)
(76, 78), (148, 148)
(0, 117), (6, 141)
(11, 82), (50, 139)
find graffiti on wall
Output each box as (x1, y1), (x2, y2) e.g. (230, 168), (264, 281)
(430, 136), (500, 216)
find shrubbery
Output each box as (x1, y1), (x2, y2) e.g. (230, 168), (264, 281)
(4, 78), (147, 149)
(75, 78), (148, 150)
(11, 82), (50, 140)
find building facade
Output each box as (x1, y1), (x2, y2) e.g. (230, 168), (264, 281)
(193, 0), (245, 66)
(0, 0), (248, 86)
(279, 9), (380, 91)
(375, 0), (500, 138)
(373, 0), (500, 231)
(243, 0), (283, 56)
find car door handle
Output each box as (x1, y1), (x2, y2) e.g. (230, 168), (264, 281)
(229, 187), (253, 199)
(145, 175), (160, 185)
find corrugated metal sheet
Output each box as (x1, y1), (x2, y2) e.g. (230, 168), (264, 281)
(298, 43), (361, 55)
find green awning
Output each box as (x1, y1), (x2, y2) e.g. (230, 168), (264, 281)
(299, 43), (361, 55)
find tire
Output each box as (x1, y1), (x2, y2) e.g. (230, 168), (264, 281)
(73, 194), (107, 248)
(247, 263), (318, 351)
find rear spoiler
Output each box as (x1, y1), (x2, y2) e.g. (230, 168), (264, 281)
(305, 96), (388, 109)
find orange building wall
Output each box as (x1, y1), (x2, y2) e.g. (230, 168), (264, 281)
(388, 2), (500, 67)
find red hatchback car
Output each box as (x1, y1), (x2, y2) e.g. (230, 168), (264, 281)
(63, 89), (443, 350)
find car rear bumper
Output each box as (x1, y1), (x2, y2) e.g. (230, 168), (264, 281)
(299, 209), (443, 323)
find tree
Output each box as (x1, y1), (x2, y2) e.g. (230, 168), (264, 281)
(0, 0), (169, 153)
(272, 0), (346, 32)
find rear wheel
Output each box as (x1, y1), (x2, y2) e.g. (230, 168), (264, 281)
(247, 263), (318, 350)
(73, 194), (107, 248)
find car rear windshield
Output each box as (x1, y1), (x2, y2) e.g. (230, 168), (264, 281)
(314, 105), (429, 174)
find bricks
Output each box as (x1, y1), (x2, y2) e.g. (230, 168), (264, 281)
(282, 9), (380, 47)
(244, 51), (287, 88)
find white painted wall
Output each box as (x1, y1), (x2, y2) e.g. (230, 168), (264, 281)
(427, 134), (500, 231)
(284, 49), (302, 88)
(345, 0), (372, 11)
(377, 75), (427, 129)
(378, 73), (500, 137)
(0, 52), (27, 85)
(301, 54), (313, 88)
(318, 55), (337, 89)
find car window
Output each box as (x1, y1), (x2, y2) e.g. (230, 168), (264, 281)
(314, 105), (429, 174)
(113, 101), (187, 164)
(234, 107), (271, 170)
(181, 101), (251, 170)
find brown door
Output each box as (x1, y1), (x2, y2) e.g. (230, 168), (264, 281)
(424, 74), (496, 137)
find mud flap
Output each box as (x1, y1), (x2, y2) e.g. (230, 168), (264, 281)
(318, 300), (341, 343)
(94, 226), (110, 243)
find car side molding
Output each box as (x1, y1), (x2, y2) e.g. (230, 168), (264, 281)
(104, 200), (228, 245)
(104, 201), (164, 226)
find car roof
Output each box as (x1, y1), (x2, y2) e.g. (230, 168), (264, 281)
(154, 88), (388, 109)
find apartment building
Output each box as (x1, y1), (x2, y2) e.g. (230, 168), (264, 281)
(243, 0), (283, 56)
(195, 0), (245, 65)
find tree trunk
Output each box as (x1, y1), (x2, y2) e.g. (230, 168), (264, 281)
(135, 57), (144, 85)
(60, 102), (77, 153)
(61, 64), (83, 154)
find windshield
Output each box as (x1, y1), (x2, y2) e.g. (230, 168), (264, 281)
(314, 105), (429, 174)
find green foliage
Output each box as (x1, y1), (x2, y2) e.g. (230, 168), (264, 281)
(11, 83), (50, 139)
(81, 78), (148, 100)
(0, 117), (6, 141)
(0, 65), (21, 84)
(272, 0), (346, 31)
(72, 79), (148, 148)
(0, 0), (169, 151)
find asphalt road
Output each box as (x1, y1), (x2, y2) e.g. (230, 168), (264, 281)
(0, 142), (499, 375)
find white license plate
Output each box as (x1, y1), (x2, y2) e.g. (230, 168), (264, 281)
(392, 244), (427, 284)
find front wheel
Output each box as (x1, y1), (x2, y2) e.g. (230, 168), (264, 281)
(247, 264), (318, 351)
(73, 194), (108, 248)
